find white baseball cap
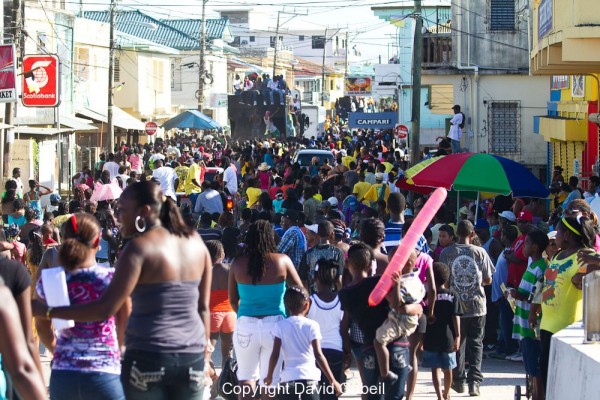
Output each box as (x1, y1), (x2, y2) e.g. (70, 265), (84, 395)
(304, 224), (318, 234)
(499, 210), (516, 222)
(328, 197), (339, 207)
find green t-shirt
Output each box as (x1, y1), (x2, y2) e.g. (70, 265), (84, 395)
(512, 258), (547, 340)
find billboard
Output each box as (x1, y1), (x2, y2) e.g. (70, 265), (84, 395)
(348, 112), (398, 130)
(22, 54), (60, 107)
(0, 44), (17, 103)
(345, 76), (372, 95)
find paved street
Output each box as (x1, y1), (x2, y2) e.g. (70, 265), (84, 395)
(42, 348), (523, 399)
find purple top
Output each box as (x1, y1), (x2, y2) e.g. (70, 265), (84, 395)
(36, 265), (120, 374)
(414, 252), (433, 307)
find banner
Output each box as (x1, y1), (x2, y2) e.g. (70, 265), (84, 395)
(348, 112), (398, 130)
(345, 76), (372, 95)
(551, 75), (569, 90)
(0, 44), (17, 103)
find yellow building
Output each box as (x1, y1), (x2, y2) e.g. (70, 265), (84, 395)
(531, 0), (600, 179)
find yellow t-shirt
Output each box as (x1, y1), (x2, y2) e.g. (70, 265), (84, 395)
(353, 182), (372, 203)
(382, 162), (394, 173)
(363, 183), (390, 204)
(342, 155), (356, 169)
(184, 163), (202, 195)
(540, 252), (583, 334)
(246, 187), (262, 208)
(174, 166), (189, 193)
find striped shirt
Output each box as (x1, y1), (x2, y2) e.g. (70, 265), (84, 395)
(512, 258), (547, 340)
(383, 221), (431, 255)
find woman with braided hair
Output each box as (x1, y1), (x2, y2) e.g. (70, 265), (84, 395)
(228, 220), (303, 400)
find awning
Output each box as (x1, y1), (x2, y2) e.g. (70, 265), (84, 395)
(59, 114), (98, 131)
(75, 106), (145, 130)
(14, 127), (72, 136)
(162, 110), (222, 131)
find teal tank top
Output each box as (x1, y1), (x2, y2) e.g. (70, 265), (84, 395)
(237, 281), (286, 317)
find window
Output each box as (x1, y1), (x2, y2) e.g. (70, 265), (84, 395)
(231, 36), (241, 47)
(270, 36), (276, 47)
(489, 0), (516, 31)
(220, 11), (248, 24)
(114, 57), (120, 82)
(37, 32), (48, 51)
(330, 79), (333, 91)
(249, 36), (255, 42)
(299, 35), (305, 41)
(312, 36), (325, 49)
(74, 47), (89, 81)
(488, 101), (520, 156)
(171, 58), (182, 91)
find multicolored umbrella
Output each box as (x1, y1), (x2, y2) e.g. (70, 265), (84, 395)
(402, 153), (549, 198)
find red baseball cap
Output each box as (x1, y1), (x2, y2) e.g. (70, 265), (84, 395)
(517, 209), (533, 222)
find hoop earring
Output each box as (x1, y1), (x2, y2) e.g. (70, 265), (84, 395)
(135, 216), (146, 233)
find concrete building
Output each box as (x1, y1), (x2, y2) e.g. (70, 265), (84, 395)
(531, 0), (600, 182)
(374, 0), (550, 176)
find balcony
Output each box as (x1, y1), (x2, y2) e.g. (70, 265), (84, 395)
(422, 33), (452, 69)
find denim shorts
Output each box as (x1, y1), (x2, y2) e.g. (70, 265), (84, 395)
(521, 337), (541, 377)
(121, 349), (205, 400)
(420, 351), (457, 370)
(50, 370), (124, 400)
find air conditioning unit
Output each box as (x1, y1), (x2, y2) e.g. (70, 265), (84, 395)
(241, 40), (248, 45)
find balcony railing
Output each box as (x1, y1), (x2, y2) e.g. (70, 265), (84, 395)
(422, 33), (452, 68)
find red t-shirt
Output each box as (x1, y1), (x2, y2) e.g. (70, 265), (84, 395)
(507, 234), (527, 288)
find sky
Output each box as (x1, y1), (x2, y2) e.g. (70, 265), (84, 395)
(78, 0), (403, 64)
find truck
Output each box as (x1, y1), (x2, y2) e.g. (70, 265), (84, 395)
(301, 103), (326, 139)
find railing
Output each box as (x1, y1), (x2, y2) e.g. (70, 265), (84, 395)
(422, 33), (452, 68)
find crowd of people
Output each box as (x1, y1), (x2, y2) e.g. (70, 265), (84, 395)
(0, 122), (597, 400)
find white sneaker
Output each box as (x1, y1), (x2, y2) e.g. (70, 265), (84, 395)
(506, 353), (523, 362)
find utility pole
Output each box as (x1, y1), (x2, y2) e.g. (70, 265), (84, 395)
(271, 8), (308, 78)
(3, 0), (23, 178)
(321, 28), (328, 107)
(198, 0), (207, 111)
(107, 0), (116, 154)
(272, 11), (281, 78)
(344, 30), (349, 79)
(410, 0), (423, 166)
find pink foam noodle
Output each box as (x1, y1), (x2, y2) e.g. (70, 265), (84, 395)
(368, 187), (448, 306)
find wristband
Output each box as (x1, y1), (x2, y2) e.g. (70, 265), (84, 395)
(46, 306), (53, 319)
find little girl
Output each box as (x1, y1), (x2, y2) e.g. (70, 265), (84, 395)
(265, 286), (343, 400)
(307, 259), (344, 400)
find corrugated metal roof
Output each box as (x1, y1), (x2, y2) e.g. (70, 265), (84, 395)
(160, 18), (227, 42)
(83, 10), (228, 51)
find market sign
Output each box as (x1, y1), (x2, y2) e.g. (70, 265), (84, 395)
(348, 112), (398, 130)
(538, 0), (553, 40)
(0, 44), (17, 103)
(22, 54), (60, 107)
(345, 76), (372, 95)
(551, 75), (569, 90)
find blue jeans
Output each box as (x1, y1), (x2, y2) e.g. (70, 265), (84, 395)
(320, 349), (344, 400)
(498, 299), (519, 355)
(451, 139), (461, 153)
(121, 350), (205, 400)
(50, 370), (124, 400)
(359, 344), (410, 400)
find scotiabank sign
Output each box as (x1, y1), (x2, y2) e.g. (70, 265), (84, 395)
(22, 54), (60, 107)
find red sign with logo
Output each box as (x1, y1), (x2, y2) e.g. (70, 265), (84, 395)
(22, 54), (60, 107)
(145, 121), (158, 135)
(395, 124), (409, 139)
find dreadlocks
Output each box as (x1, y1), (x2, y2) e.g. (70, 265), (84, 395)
(245, 220), (277, 284)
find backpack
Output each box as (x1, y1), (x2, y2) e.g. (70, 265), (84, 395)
(459, 112), (466, 129)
